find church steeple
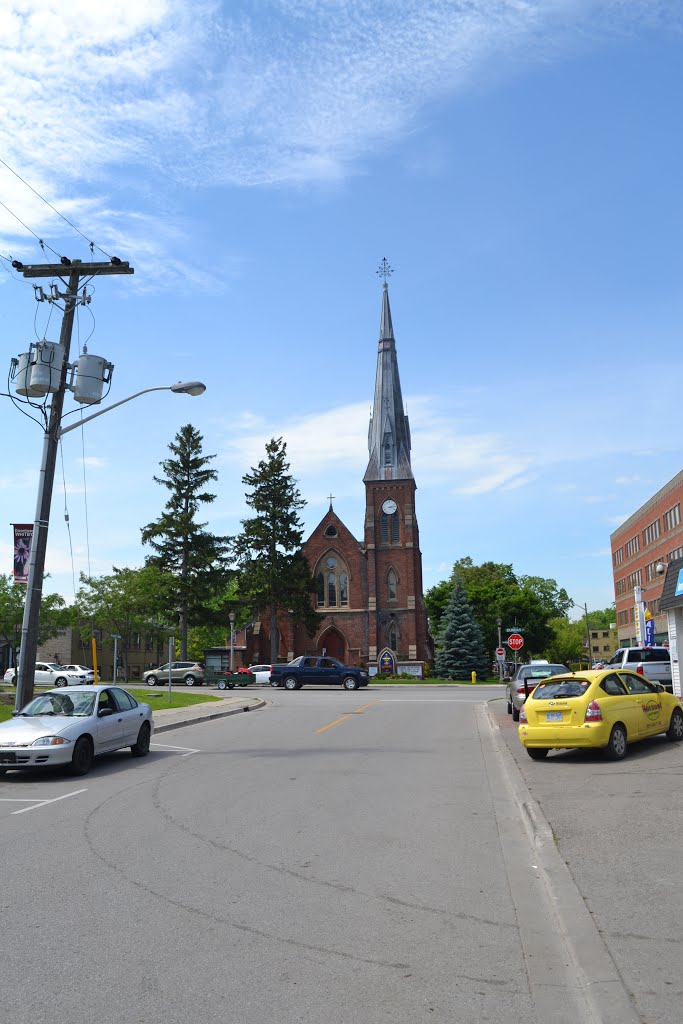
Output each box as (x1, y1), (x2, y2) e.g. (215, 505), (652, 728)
(364, 273), (412, 482)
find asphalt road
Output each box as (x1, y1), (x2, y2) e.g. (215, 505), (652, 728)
(0, 686), (659, 1024)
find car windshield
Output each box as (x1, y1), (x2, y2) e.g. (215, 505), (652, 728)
(532, 679), (591, 700)
(19, 692), (96, 717)
(46, 663), (67, 671)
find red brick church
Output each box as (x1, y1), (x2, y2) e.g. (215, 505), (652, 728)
(246, 278), (432, 675)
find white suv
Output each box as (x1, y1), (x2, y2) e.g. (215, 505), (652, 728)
(3, 663), (87, 687)
(604, 647), (672, 691)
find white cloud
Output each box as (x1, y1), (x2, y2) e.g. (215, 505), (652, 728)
(1, 0), (680, 278)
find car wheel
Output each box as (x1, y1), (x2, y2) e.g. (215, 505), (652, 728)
(55, 676), (68, 687)
(342, 676), (359, 691)
(184, 675), (196, 686)
(131, 722), (151, 757)
(283, 676), (300, 690)
(217, 679), (227, 690)
(146, 675), (158, 686)
(605, 723), (627, 760)
(70, 737), (94, 776)
(667, 707), (683, 742)
(512, 705), (520, 722)
(10, 675), (17, 687)
(270, 679), (280, 688)
(526, 748), (549, 760)
(506, 699), (512, 715)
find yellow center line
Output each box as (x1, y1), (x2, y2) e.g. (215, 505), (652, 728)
(316, 699), (381, 734)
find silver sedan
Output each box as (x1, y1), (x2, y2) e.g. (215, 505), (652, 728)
(0, 685), (153, 777)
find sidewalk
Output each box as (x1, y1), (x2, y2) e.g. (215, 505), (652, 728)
(152, 693), (266, 734)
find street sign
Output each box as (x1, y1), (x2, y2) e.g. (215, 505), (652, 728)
(505, 626), (525, 634)
(496, 647), (505, 659)
(507, 633), (524, 651)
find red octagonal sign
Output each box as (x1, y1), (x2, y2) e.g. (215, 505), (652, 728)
(507, 633), (525, 651)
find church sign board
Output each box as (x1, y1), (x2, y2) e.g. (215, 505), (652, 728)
(378, 648), (396, 674)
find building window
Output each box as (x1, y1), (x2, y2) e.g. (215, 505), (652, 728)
(626, 536), (640, 557)
(381, 512), (400, 544)
(324, 524), (338, 537)
(664, 504), (681, 531)
(618, 610), (629, 625)
(389, 626), (398, 651)
(383, 433), (392, 465)
(388, 570), (397, 600)
(613, 547), (624, 566)
(667, 546), (683, 562)
(616, 579), (626, 596)
(316, 554), (349, 608)
(627, 570), (642, 589)
(643, 519), (661, 546)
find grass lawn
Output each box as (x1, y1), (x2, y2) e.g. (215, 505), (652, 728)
(127, 688), (223, 710)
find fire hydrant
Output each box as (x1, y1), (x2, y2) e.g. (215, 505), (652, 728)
(471, 671), (477, 685)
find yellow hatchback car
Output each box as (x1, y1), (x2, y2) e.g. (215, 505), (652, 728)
(518, 669), (683, 761)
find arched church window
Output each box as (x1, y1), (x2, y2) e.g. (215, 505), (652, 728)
(324, 524), (338, 537)
(388, 570), (397, 600)
(389, 627), (398, 652)
(315, 554), (350, 609)
(383, 434), (392, 465)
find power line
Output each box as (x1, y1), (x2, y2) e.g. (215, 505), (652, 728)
(0, 196), (62, 259)
(0, 156), (112, 259)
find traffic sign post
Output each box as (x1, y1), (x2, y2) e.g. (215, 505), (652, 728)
(495, 647), (505, 660)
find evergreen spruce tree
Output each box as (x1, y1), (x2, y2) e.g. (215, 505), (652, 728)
(141, 424), (231, 659)
(434, 579), (490, 680)
(233, 437), (318, 662)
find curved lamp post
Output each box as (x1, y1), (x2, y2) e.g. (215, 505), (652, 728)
(15, 380), (206, 709)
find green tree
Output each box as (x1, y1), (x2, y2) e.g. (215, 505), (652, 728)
(434, 579), (490, 680)
(75, 565), (168, 681)
(0, 574), (67, 665)
(233, 438), (319, 662)
(545, 616), (586, 666)
(141, 424), (232, 659)
(424, 579), (453, 639)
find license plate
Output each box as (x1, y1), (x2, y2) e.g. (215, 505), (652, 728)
(545, 711), (563, 722)
(0, 751), (17, 763)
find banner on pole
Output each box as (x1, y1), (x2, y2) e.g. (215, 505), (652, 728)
(13, 524), (33, 584)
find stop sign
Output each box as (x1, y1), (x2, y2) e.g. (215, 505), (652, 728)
(507, 633), (524, 651)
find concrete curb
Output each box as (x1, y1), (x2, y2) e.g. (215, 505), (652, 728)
(481, 702), (641, 1024)
(152, 697), (267, 735)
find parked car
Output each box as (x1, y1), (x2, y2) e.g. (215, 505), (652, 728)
(270, 656), (369, 690)
(505, 662), (569, 721)
(0, 685), (153, 776)
(603, 647), (672, 691)
(143, 661), (206, 686)
(62, 664), (95, 684)
(518, 668), (683, 760)
(247, 664), (273, 685)
(3, 663), (86, 688)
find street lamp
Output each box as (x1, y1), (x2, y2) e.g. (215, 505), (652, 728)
(570, 601), (592, 667)
(15, 380), (206, 710)
(229, 612), (235, 673)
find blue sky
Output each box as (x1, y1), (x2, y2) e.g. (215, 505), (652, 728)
(1, 1), (683, 620)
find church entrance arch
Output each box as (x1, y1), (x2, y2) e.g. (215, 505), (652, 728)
(318, 628), (345, 661)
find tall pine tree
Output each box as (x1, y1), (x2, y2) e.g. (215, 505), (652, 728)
(141, 424), (231, 659)
(434, 579), (490, 681)
(233, 437), (318, 662)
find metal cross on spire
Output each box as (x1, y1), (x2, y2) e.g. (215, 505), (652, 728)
(376, 257), (393, 284)
(327, 492), (335, 509)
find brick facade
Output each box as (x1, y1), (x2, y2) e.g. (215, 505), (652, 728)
(610, 469), (683, 646)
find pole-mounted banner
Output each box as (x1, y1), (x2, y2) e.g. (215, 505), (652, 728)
(12, 524), (33, 584)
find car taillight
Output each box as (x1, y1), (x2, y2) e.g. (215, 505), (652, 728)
(636, 665), (644, 675)
(519, 706), (527, 723)
(585, 700), (602, 722)
(516, 686), (526, 695)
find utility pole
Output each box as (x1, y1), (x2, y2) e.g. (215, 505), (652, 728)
(14, 259), (134, 709)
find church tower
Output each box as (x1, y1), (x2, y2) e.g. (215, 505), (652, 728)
(362, 270), (430, 669)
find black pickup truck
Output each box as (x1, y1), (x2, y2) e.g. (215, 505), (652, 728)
(270, 656), (369, 691)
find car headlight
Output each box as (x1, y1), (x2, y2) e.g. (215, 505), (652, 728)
(31, 736), (73, 747)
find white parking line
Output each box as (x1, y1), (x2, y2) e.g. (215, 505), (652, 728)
(150, 742), (200, 757)
(10, 789), (88, 815)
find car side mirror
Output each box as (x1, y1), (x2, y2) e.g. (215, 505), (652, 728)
(503, 675), (511, 683)
(11, 709), (19, 717)
(98, 707), (114, 717)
